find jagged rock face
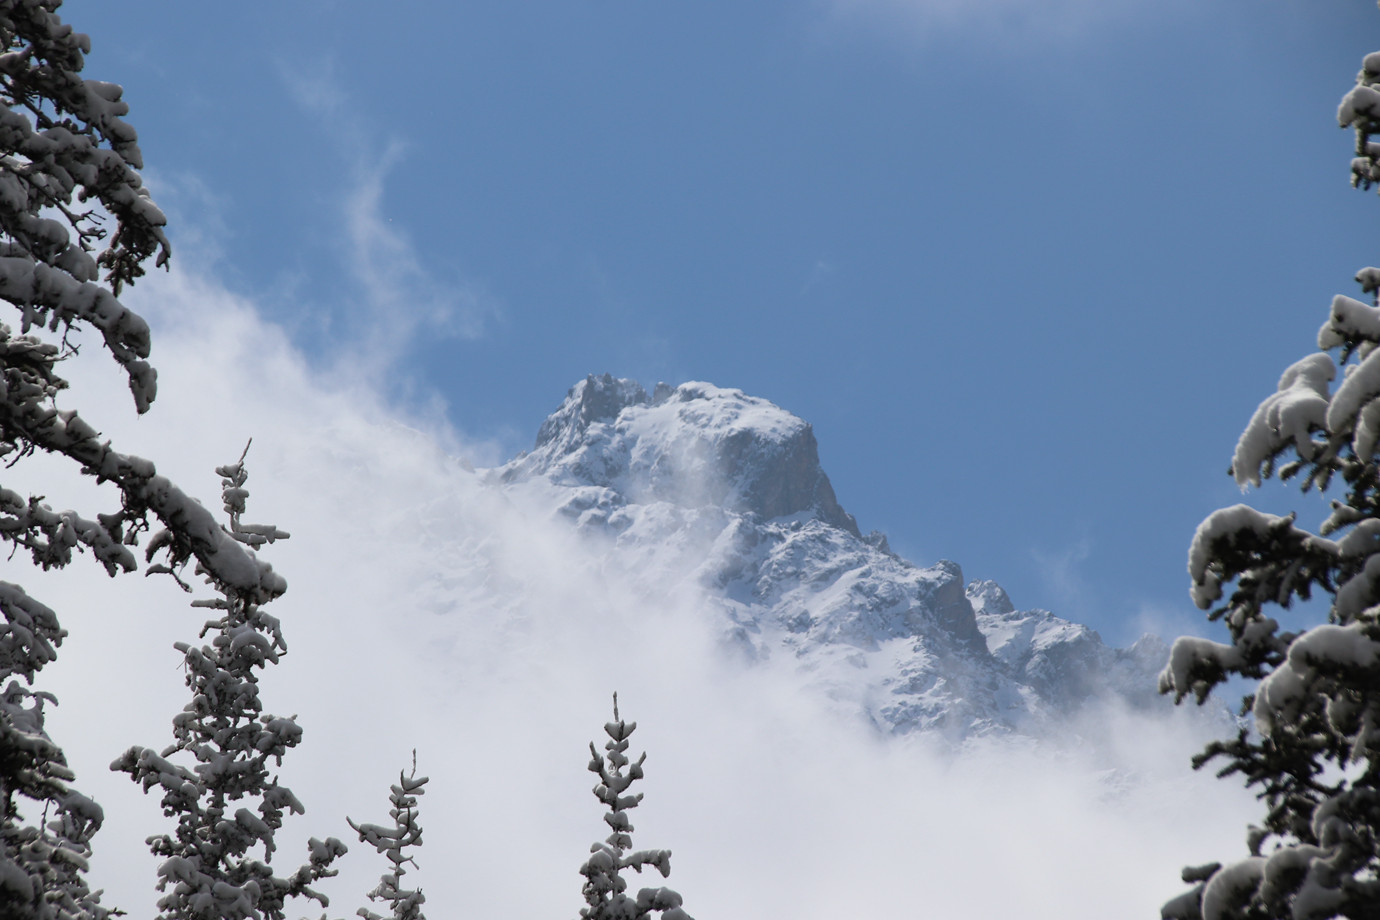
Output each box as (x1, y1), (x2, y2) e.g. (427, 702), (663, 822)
(491, 375), (1166, 739)
(967, 580), (1167, 713)
(508, 374), (859, 535)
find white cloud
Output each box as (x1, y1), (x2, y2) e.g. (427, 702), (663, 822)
(342, 145), (494, 347)
(4, 256), (1265, 919)
(278, 54), (349, 117)
(269, 54), (499, 364)
(1032, 537), (1094, 618)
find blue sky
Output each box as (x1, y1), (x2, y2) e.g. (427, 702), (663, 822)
(25, 2), (1380, 914)
(66, 0), (1379, 645)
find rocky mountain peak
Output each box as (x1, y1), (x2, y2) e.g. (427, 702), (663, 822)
(490, 376), (1171, 739)
(967, 579), (1016, 617)
(507, 375), (859, 536)
(534, 373), (650, 452)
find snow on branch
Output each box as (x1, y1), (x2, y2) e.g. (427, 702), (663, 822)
(0, 481), (136, 577)
(1317, 294), (1380, 360)
(0, 0), (171, 412)
(1187, 505), (1335, 612)
(1341, 51), (1380, 192)
(0, 330), (283, 600)
(1231, 354), (1334, 488)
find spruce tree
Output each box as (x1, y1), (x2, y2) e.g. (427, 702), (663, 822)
(111, 452), (346, 920)
(349, 755), (428, 920)
(1159, 11), (1380, 917)
(577, 695), (692, 920)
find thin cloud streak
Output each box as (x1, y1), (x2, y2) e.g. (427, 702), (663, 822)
(274, 54), (499, 365)
(344, 146), (493, 343)
(1032, 537), (1094, 621)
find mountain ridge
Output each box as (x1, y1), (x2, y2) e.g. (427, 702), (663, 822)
(488, 373), (1166, 739)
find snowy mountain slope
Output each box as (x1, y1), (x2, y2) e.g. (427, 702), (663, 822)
(487, 374), (1168, 739)
(967, 579), (1167, 714)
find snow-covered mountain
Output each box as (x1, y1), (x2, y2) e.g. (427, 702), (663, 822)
(488, 374), (1167, 740)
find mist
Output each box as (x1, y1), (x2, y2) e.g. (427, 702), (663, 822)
(16, 261), (1261, 918)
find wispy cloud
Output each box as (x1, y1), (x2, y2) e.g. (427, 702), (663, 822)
(342, 144), (493, 342)
(1032, 537), (1094, 617)
(273, 54), (498, 365)
(279, 54), (348, 115)
(137, 169), (232, 267)
(800, 258), (836, 295)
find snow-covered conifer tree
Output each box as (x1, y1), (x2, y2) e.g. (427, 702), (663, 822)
(577, 695), (692, 920)
(1159, 12), (1380, 917)
(349, 755), (428, 920)
(0, 1), (292, 916)
(0, 581), (108, 920)
(111, 453), (347, 920)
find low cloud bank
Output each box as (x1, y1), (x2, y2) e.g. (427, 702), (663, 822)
(21, 264), (1257, 918)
